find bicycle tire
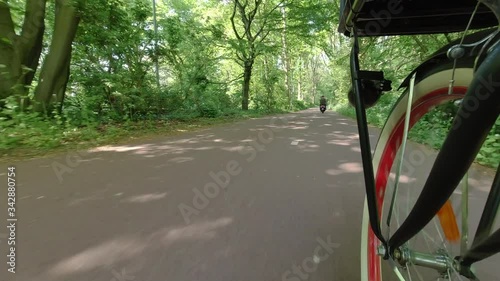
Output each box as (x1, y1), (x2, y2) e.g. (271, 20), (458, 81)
(361, 65), (477, 281)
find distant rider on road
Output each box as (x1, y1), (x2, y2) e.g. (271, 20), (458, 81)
(320, 96), (327, 106)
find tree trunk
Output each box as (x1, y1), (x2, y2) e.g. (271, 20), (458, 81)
(242, 60), (253, 110)
(297, 56), (303, 101)
(0, 0), (46, 106)
(263, 56), (274, 108)
(33, 0), (80, 114)
(53, 55), (71, 114)
(297, 75), (302, 101)
(310, 55), (319, 104)
(20, 0), (47, 88)
(280, 3), (292, 109)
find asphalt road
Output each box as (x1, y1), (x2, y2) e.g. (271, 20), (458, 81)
(0, 109), (496, 281)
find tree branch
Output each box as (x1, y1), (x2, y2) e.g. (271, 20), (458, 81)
(412, 36), (428, 59)
(258, 29), (271, 43)
(236, 2), (252, 41)
(246, 0), (262, 39)
(254, 0), (283, 40)
(230, 1), (242, 40)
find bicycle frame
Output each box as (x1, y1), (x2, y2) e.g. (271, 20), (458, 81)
(349, 0), (500, 275)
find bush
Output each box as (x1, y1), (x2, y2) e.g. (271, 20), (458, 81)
(165, 111), (200, 121)
(292, 100), (309, 111)
(198, 100), (220, 118)
(0, 98), (66, 151)
(221, 108), (242, 117)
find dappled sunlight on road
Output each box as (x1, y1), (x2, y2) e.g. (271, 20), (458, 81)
(47, 236), (148, 276)
(296, 144), (320, 152)
(46, 217), (234, 279)
(66, 189), (171, 207)
(328, 139), (354, 146)
(155, 217), (233, 243)
(326, 162), (363, 176)
(288, 138), (306, 142)
(44, 115), (345, 170)
(68, 195), (106, 206)
(350, 146), (361, 152)
(306, 115), (329, 119)
(327, 132), (359, 139)
(79, 133), (228, 159)
(90, 145), (147, 152)
(325, 131), (362, 148)
(219, 145), (246, 152)
(166, 134), (216, 144)
(132, 144), (215, 157)
(288, 125), (308, 130)
(84, 143), (209, 159)
(122, 192), (168, 203)
(213, 138), (232, 143)
(168, 157), (195, 163)
(289, 121), (309, 125)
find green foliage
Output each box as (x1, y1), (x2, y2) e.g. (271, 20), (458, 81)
(409, 102), (457, 147)
(291, 100), (309, 110)
(198, 99), (220, 118)
(477, 118), (500, 167)
(0, 96), (68, 151)
(409, 103), (499, 167)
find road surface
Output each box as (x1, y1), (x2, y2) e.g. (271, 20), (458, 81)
(0, 109), (496, 281)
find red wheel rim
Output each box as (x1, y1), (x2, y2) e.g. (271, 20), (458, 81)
(367, 87), (467, 280)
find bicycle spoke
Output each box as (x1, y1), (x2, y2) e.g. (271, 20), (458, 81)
(387, 72), (417, 230)
(393, 265), (407, 281)
(406, 264), (414, 281)
(410, 260), (426, 281)
(387, 256), (407, 281)
(423, 227), (443, 249)
(433, 218), (447, 249)
(461, 173), (469, 256)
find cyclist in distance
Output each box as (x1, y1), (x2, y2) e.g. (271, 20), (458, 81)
(320, 95), (327, 107)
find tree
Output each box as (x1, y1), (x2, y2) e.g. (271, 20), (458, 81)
(0, 0), (80, 114)
(230, 0), (283, 110)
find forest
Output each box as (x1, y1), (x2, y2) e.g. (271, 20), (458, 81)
(0, 0), (498, 166)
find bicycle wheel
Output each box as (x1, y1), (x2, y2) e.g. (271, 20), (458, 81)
(361, 66), (499, 280)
